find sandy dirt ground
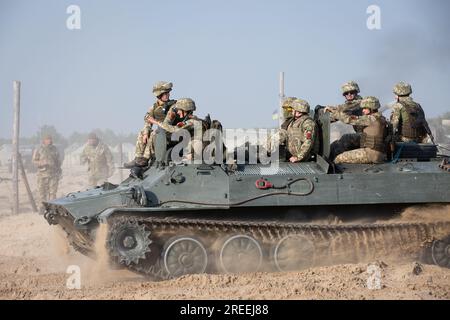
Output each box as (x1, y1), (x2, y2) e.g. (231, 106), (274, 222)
(0, 166), (450, 300)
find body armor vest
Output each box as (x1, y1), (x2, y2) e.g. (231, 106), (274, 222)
(360, 115), (387, 153)
(397, 100), (427, 139)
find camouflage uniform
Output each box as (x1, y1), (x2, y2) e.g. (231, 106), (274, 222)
(273, 99), (318, 162)
(81, 137), (115, 187)
(333, 97), (388, 164)
(32, 140), (62, 211)
(136, 99), (177, 159)
(128, 81), (176, 167)
(390, 82), (430, 143)
(159, 98), (203, 160)
(329, 81), (364, 160)
(280, 97), (296, 130)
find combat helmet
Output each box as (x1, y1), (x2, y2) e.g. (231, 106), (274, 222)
(153, 81), (173, 97)
(291, 99), (310, 113)
(361, 96), (380, 111)
(341, 81), (360, 95)
(393, 82), (412, 96)
(175, 98), (196, 112)
(282, 97), (297, 109)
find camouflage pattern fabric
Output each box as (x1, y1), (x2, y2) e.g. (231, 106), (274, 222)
(267, 129), (289, 153)
(80, 141), (114, 187)
(285, 115), (317, 162)
(329, 133), (361, 161)
(134, 100), (177, 159)
(335, 147), (385, 164)
(341, 81), (360, 94)
(393, 82), (412, 96)
(267, 115), (317, 162)
(152, 81), (173, 97)
(390, 96), (429, 143)
(32, 144), (62, 210)
(160, 110), (204, 161)
(332, 110), (386, 164)
(330, 96), (364, 132)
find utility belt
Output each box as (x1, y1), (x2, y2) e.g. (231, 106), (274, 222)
(361, 133), (385, 152)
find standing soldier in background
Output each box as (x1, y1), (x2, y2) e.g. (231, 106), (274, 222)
(124, 81), (177, 168)
(80, 133), (115, 187)
(327, 81), (364, 160)
(32, 134), (62, 213)
(390, 82), (434, 144)
(326, 96), (388, 164)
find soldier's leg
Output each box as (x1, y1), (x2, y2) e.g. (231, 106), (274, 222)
(143, 130), (156, 160)
(134, 127), (149, 158)
(124, 129), (150, 168)
(49, 176), (59, 200)
(37, 176), (50, 212)
(335, 148), (370, 164)
(330, 133), (361, 161)
(36, 175), (44, 207)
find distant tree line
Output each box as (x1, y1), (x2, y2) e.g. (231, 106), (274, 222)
(0, 111), (449, 148)
(0, 125), (136, 148)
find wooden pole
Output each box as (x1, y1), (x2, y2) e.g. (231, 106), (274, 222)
(12, 81), (21, 215)
(18, 153), (38, 213)
(119, 142), (123, 181)
(279, 72), (285, 128)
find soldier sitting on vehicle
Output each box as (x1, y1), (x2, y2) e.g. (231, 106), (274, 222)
(326, 81), (364, 161)
(155, 98), (204, 164)
(390, 82), (434, 144)
(124, 81), (177, 168)
(269, 99), (319, 163)
(325, 96), (388, 164)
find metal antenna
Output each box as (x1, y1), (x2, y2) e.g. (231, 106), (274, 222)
(279, 72), (285, 128)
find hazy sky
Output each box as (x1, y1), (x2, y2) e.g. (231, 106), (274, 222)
(1, 0), (449, 138)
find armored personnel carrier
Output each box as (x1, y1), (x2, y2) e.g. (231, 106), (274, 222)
(43, 111), (450, 280)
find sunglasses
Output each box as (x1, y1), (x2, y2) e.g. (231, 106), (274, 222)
(344, 91), (357, 96)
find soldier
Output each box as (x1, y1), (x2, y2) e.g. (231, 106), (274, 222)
(326, 96), (388, 164)
(124, 81), (177, 168)
(390, 82), (434, 143)
(274, 99), (318, 163)
(280, 97), (297, 130)
(32, 134), (62, 213)
(156, 98), (203, 162)
(80, 133), (115, 187)
(328, 81), (364, 160)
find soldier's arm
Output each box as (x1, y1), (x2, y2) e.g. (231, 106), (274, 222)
(159, 109), (179, 133)
(339, 113), (374, 127)
(144, 107), (159, 127)
(295, 120), (316, 162)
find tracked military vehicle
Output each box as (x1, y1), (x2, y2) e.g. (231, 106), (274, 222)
(43, 110), (450, 280)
